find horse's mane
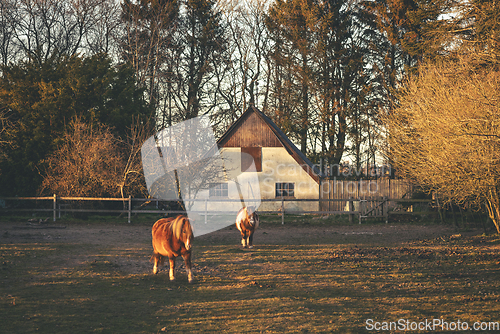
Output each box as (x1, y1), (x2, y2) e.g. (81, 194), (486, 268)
(171, 215), (191, 240)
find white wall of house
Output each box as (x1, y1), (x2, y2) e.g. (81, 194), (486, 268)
(259, 147), (319, 212)
(215, 147), (319, 212)
(182, 148), (258, 218)
(176, 146), (320, 216)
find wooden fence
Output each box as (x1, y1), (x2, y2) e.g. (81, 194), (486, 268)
(0, 190), (437, 225)
(320, 178), (413, 213)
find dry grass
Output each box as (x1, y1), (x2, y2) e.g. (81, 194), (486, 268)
(1, 220), (499, 333)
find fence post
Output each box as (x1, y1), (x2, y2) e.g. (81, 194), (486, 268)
(359, 199), (366, 224)
(383, 196), (388, 223)
(53, 194), (57, 222)
(128, 196), (132, 223)
(205, 198), (208, 224)
(349, 197), (354, 223)
(281, 197), (285, 225)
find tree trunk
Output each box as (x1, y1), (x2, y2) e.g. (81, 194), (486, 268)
(486, 190), (500, 233)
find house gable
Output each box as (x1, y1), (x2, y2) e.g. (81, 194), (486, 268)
(217, 108), (282, 148)
(217, 106), (322, 183)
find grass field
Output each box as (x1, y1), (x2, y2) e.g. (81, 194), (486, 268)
(1, 215), (499, 333)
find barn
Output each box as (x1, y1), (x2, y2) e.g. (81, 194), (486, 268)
(215, 106), (323, 212)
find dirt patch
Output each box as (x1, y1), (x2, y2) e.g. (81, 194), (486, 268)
(1, 218), (498, 334)
(1, 222), (151, 245)
(0, 223), (492, 288)
(0, 221), (482, 277)
(197, 223), (477, 246)
(0, 221), (478, 246)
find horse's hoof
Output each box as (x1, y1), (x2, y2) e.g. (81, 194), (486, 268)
(248, 245), (254, 249)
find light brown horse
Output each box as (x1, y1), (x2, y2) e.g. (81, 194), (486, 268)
(235, 206), (259, 248)
(150, 215), (194, 283)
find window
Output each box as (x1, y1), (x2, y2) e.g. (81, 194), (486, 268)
(209, 183), (228, 197)
(241, 147), (262, 172)
(275, 182), (295, 197)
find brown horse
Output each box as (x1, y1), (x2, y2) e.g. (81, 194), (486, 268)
(235, 206), (259, 248)
(150, 215), (194, 283)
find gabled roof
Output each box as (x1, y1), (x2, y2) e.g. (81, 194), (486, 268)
(217, 106), (323, 183)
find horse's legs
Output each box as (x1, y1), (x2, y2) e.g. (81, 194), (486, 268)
(152, 253), (160, 274)
(182, 253), (193, 283)
(168, 257), (175, 281)
(241, 231), (248, 248)
(248, 232), (254, 249)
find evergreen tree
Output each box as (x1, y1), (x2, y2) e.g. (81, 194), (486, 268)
(359, 0), (455, 89)
(266, 0), (317, 153)
(313, 0), (360, 169)
(0, 54), (150, 196)
(266, 0), (373, 169)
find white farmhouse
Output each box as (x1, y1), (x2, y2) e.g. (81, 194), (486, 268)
(215, 106), (323, 212)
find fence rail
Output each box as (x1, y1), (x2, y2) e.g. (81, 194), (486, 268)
(0, 194), (437, 224)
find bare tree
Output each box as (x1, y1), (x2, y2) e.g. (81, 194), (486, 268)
(117, 116), (154, 199)
(384, 53), (500, 233)
(209, 0), (272, 135)
(169, 0), (226, 121)
(84, 0), (123, 55)
(40, 116), (154, 198)
(0, 0), (18, 66)
(40, 118), (124, 197)
(120, 0), (179, 118)
(0, 0), (119, 63)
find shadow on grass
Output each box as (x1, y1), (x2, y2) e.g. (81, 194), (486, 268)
(1, 230), (499, 333)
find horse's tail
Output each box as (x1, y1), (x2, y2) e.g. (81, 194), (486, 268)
(150, 253), (165, 266)
(246, 207), (258, 227)
(252, 211), (259, 227)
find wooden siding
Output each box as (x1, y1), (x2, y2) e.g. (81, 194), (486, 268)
(218, 107), (321, 184)
(320, 179), (413, 211)
(219, 111), (282, 148)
